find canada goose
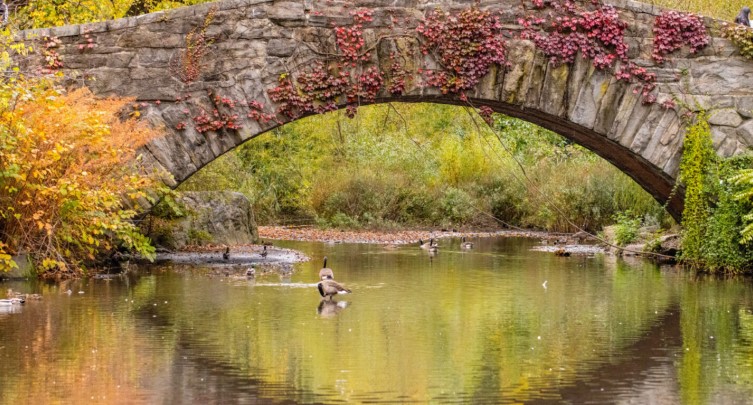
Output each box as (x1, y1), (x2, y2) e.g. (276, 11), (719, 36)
(223, 247), (230, 261)
(319, 256), (334, 280)
(260, 245), (268, 259)
(245, 266), (256, 277)
(461, 236), (474, 249)
(419, 239), (431, 249)
(428, 239), (438, 253)
(317, 279), (351, 300)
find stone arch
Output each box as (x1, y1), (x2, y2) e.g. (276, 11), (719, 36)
(16, 0), (753, 222)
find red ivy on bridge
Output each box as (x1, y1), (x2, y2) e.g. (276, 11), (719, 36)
(652, 10), (709, 64)
(416, 7), (508, 94)
(168, 1), (712, 135)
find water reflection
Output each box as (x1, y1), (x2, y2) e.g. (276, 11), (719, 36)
(0, 303), (22, 315)
(317, 300), (349, 318)
(0, 238), (752, 404)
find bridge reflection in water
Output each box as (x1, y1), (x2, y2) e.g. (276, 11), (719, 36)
(0, 237), (752, 404)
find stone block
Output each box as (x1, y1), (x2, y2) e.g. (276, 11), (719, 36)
(737, 120), (753, 146)
(266, 2), (306, 25)
(129, 48), (173, 68)
(711, 126), (734, 149)
(645, 111), (681, 164)
(106, 53), (136, 68)
(708, 108), (743, 127)
(594, 78), (628, 135)
(118, 30), (184, 48)
(267, 38), (298, 56)
(736, 97), (753, 118)
(607, 82), (640, 141)
(523, 50), (548, 109)
(539, 62), (569, 117)
(49, 24), (80, 38)
(500, 40), (535, 104)
(628, 104), (664, 154)
(151, 191), (258, 250)
(569, 68), (611, 130)
(566, 55), (591, 118)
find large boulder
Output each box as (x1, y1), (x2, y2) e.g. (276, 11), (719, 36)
(149, 191), (258, 250)
(0, 254), (33, 280)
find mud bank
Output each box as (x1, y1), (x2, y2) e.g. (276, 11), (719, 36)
(257, 226), (568, 245)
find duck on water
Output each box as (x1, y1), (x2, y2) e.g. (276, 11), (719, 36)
(0, 297), (25, 305)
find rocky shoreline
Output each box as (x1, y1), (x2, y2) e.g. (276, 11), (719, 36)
(150, 226), (604, 271)
(256, 225), (568, 245)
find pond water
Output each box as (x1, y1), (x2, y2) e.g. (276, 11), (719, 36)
(1, 237), (753, 404)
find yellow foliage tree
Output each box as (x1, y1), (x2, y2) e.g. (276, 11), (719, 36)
(15, 0), (215, 29)
(0, 78), (162, 276)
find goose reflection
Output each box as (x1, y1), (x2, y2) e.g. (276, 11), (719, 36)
(317, 299), (349, 318)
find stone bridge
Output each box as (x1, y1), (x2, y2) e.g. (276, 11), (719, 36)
(16, 0), (753, 221)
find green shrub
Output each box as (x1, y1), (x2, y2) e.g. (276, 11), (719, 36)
(435, 187), (475, 225)
(325, 212), (360, 229)
(150, 194), (186, 219)
(187, 229), (212, 245)
(721, 23), (753, 60)
(613, 211), (642, 246)
(679, 114), (716, 264)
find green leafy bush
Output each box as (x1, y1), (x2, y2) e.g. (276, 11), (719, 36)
(436, 187), (475, 226)
(678, 114), (753, 274)
(613, 212), (642, 246)
(721, 23), (753, 59)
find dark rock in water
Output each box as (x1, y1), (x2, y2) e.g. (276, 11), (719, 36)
(1, 254), (32, 280)
(657, 234), (681, 258)
(554, 248), (571, 257)
(149, 191), (258, 250)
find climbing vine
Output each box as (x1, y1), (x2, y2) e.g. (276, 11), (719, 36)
(678, 113), (715, 266)
(40, 36), (63, 74)
(652, 10), (709, 64)
(518, 1), (659, 101)
(416, 7), (508, 94)
(519, 2), (630, 69)
(335, 8), (373, 64)
(721, 22), (753, 59)
(170, 6), (216, 84)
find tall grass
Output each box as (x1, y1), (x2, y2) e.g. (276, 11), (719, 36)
(648, 0), (748, 20)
